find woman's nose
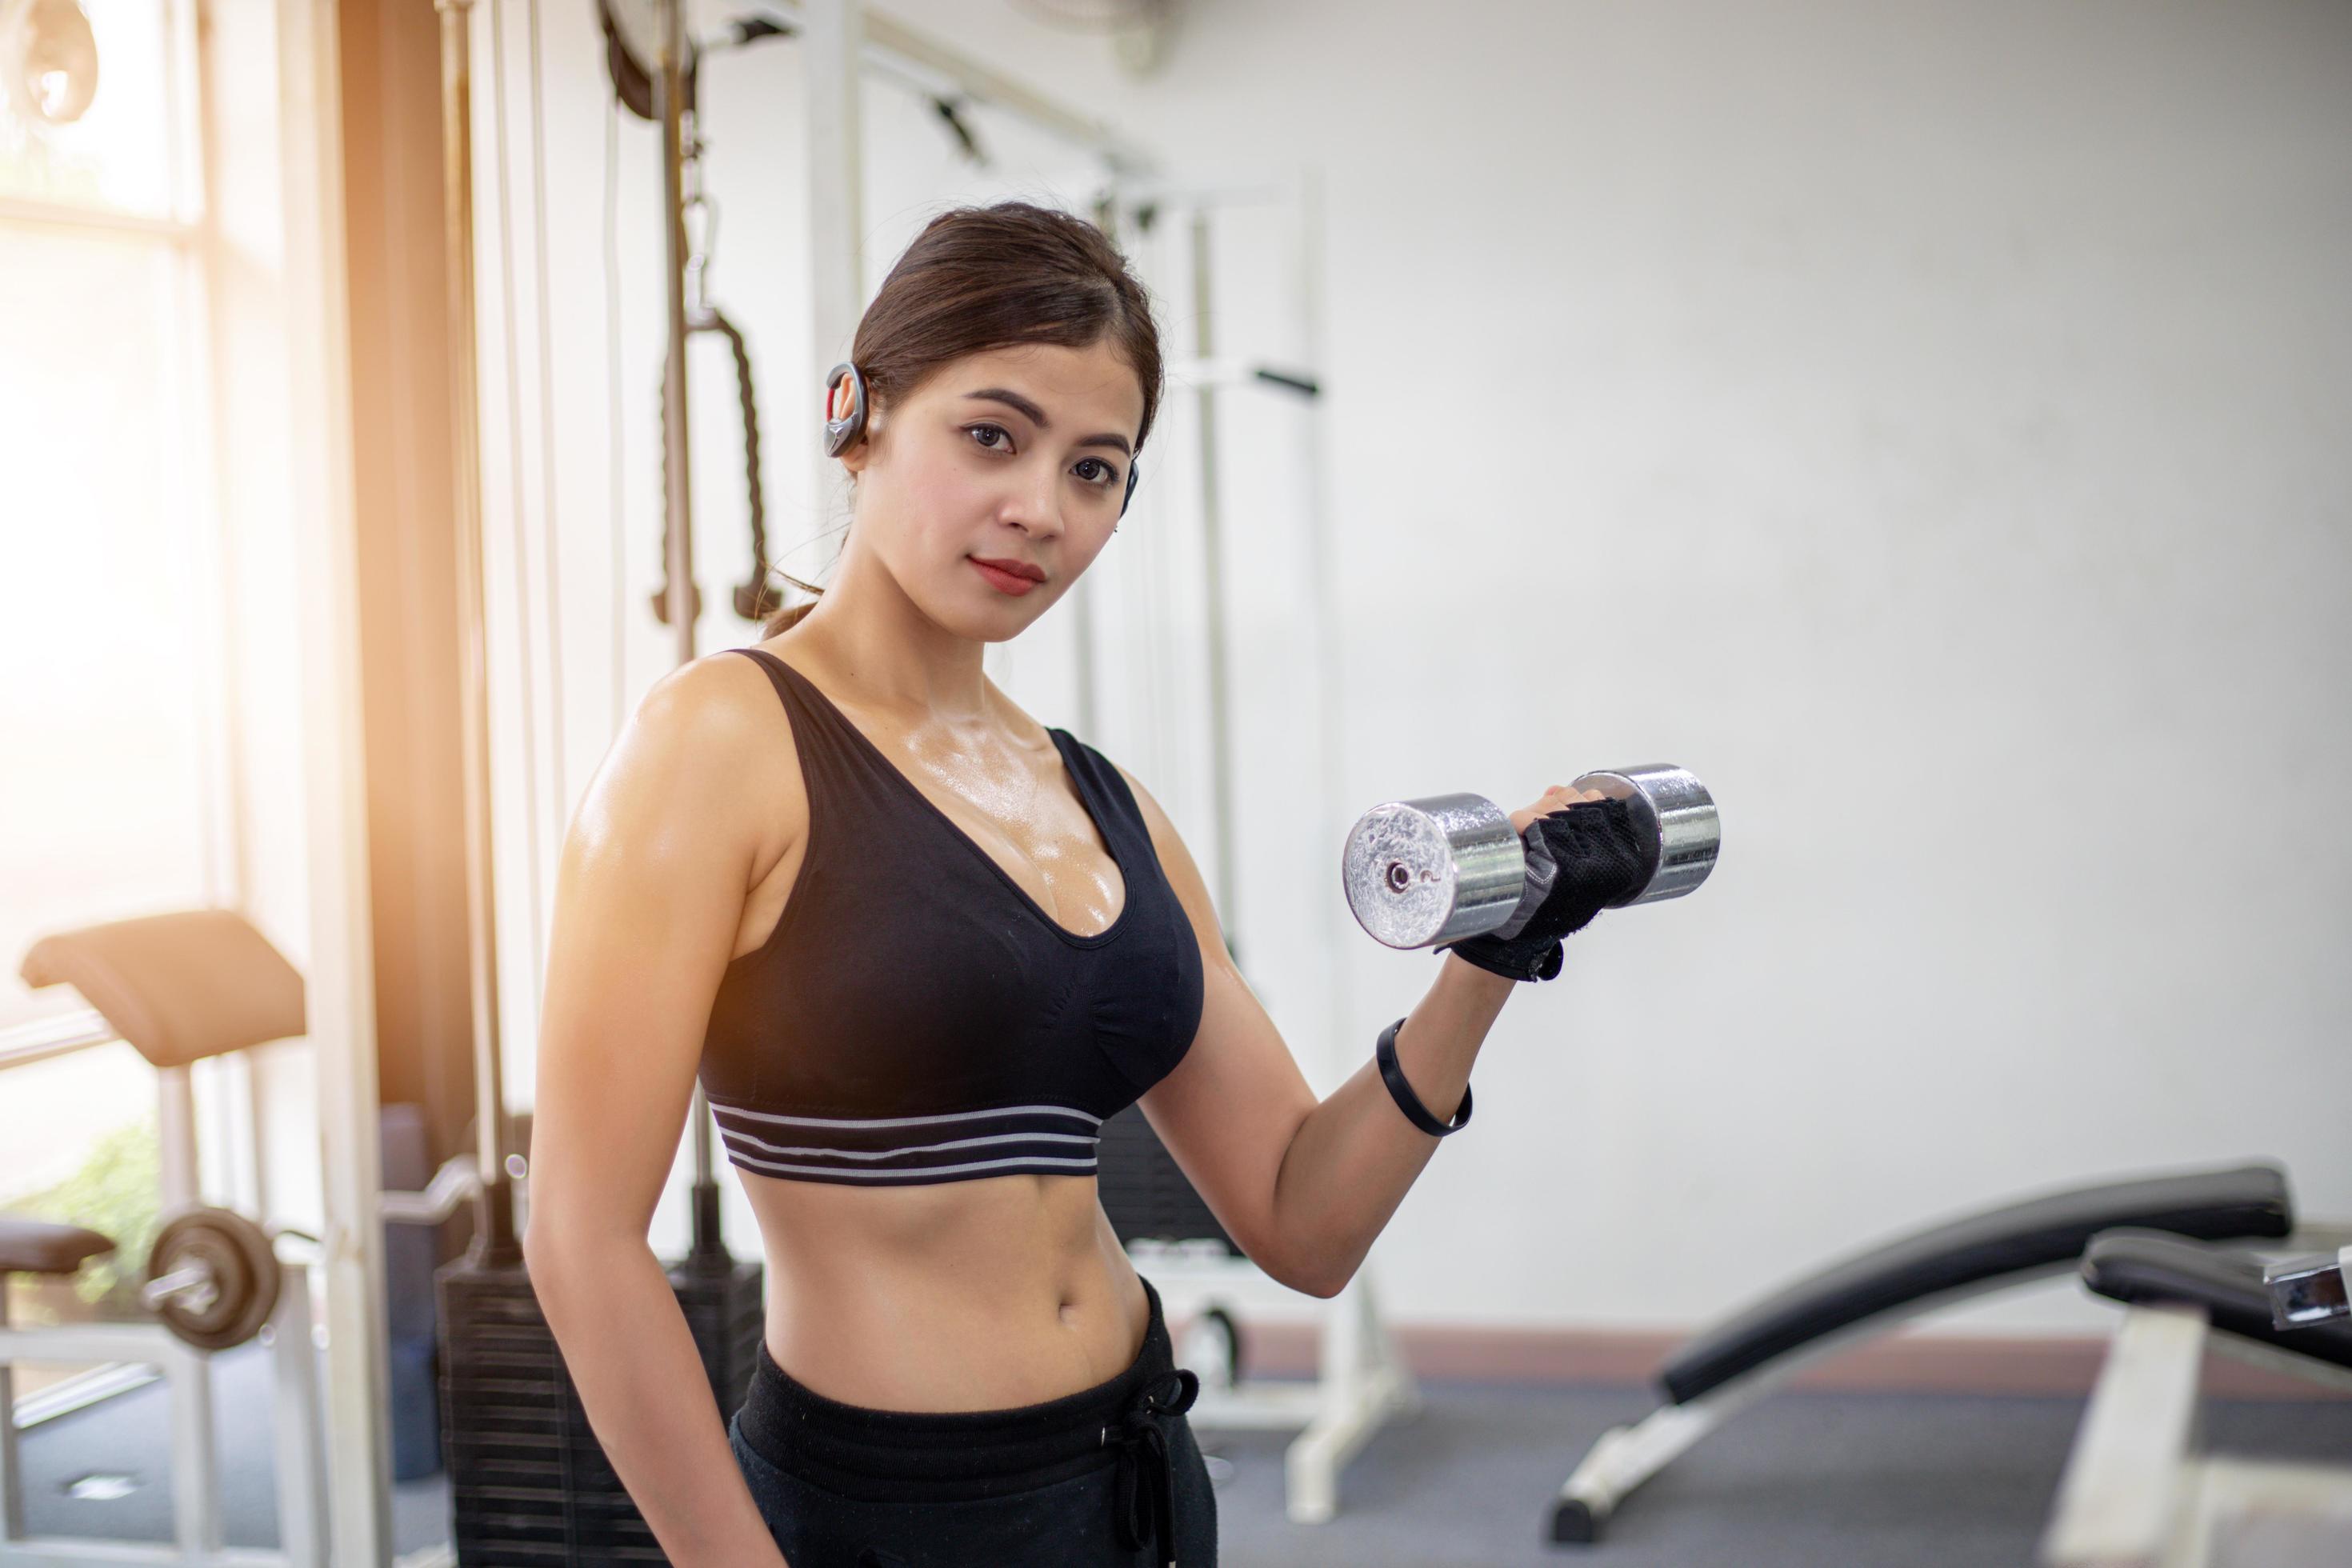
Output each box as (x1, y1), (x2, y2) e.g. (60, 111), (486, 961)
(1002, 464), (1063, 534)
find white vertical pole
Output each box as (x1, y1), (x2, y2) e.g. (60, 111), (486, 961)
(174, 1366), (216, 1554)
(157, 1066), (202, 1210)
(1188, 209), (1242, 954)
(164, 1341), (225, 1555)
(438, 0), (525, 1265)
(0, 1286), (21, 1543)
(272, 1261), (330, 1566)
(657, 0), (696, 664)
(157, 1066), (224, 1553)
(279, 0), (392, 1558)
(652, 0), (730, 1235)
(1276, 164), (1422, 1526)
(805, 0), (866, 535)
(1293, 165), (1347, 1087)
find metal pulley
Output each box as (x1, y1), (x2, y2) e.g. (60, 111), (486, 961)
(1, 0), (101, 127)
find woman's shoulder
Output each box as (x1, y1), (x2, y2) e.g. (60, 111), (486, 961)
(580, 647), (803, 857)
(636, 645), (798, 757)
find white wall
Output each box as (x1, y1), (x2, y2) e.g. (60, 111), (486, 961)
(474, 0), (2352, 1335)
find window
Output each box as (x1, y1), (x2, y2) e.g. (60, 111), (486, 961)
(0, 0), (218, 1211)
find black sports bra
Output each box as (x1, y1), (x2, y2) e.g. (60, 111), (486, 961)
(697, 647), (1206, 1187)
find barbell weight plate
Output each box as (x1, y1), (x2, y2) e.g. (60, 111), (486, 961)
(146, 1206), (282, 1353)
(1342, 791), (1525, 949)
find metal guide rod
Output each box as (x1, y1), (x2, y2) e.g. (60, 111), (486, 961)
(1072, 186), (1125, 741)
(438, 0), (518, 1266)
(1189, 209), (1241, 965)
(805, 0), (865, 474)
(1292, 167), (1350, 1080)
(658, 0), (695, 669)
(280, 0), (393, 1553)
(0, 1290), (18, 1542)
(653, 0), (731, 1260)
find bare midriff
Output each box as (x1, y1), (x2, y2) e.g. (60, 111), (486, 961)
(724, 644), (1150, 1414)
(738, 1166), (1152, 1414)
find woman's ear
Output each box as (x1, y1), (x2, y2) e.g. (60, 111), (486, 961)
(837, 408), (882, 475)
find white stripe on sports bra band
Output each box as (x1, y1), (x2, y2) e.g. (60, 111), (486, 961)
(723, 1150), (1100, 1179)
(706, 1101), (1103, 1131)
(718, 1128), (1099, 1162)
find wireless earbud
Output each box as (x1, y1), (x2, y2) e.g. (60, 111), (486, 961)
(822, 361), (868, 458)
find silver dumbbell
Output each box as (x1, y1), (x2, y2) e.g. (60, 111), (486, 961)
(1342, 764), (1720, 950)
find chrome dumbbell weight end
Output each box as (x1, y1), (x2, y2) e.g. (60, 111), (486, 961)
(1341, 792), (1528, 950)
(1342, 766), (1721, 950)
(1566, 765), (1720, 907)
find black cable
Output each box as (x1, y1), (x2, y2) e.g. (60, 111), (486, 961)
(650, 311), (770, 626)
(932, 96), (986, 164)
(729, 13), (793, 45)
(1251, 366), (1321, 398)
(706, 310), (773, 621)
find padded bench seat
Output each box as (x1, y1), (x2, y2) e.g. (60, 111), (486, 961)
(2082, 1228), (2352, 1374)
(1662, 1162), (2293, 1402)
(0, 1215), (117, 1277)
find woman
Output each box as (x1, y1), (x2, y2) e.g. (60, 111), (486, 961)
(526, 201), (1646, 1567)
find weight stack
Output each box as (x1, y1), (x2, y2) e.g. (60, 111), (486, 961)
(437, 1252), (764, 1566)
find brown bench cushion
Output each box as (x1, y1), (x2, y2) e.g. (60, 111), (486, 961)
(18, 909), (305, 1068)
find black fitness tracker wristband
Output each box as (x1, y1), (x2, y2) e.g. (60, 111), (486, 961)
(1375, 1017), (1472, 1138)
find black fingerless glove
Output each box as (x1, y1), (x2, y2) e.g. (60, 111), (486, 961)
(1440, 798), (1653, 982)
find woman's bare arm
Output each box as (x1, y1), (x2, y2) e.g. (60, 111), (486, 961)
(1118, 765), (1567, 1298)
(523, 654), (794, 1568)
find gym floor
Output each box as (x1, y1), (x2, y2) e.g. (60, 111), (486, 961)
(15, 1341), (2350, 1565)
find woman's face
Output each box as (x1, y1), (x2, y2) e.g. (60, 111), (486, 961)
(839, 338), (1146, 639)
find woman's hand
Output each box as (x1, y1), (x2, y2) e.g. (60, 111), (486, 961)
(1443, 782), (1646, 982)
(1508, 782), (1608, 835)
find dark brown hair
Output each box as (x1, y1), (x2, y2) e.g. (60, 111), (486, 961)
(759, 201), (1162, 637)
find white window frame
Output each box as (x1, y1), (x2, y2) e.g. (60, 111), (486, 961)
(2, 0), (242, 1033)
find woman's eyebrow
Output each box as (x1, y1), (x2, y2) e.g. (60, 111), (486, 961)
(962, 388), (1133, 457)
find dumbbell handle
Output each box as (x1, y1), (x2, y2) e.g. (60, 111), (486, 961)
(2264, 1245), (2352, 1330)
(1342, 764), (1718, 950)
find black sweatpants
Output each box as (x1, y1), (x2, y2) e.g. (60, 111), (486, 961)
(727, 1274), (1218, 1567)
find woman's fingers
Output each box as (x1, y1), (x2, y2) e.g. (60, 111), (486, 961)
(1509, 782), (1611, 832)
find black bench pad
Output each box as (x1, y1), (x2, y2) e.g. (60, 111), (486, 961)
(1662, 1162), (2293, 1404)
(2082, 1229), (2352, 1374)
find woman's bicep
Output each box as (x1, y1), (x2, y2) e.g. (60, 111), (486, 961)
(1112, 764), (1319, 1280)
(527, 658), (774, 1256)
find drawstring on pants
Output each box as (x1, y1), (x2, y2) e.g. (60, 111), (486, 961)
(1101, 1366), (1201, 1567)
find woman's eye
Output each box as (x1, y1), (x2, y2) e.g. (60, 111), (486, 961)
(967, 425), (1118, 489)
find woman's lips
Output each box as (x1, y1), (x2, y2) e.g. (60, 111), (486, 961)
(970, 558), (1040, 596)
